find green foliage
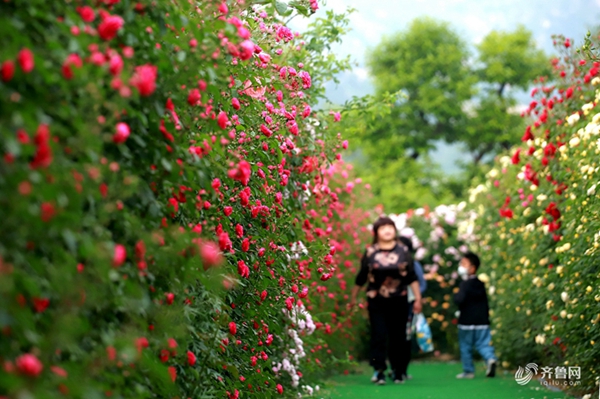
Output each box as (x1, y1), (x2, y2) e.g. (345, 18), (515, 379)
(476, 25), (551, 93)
(461, 94), (524, 165)
(287, 8), (354, 102)
(367, 17), (474, 155)
(346, 19), (548, 212)
(359, 156), (462, 211)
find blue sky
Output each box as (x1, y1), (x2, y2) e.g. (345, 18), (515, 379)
(291, 0), (600, 171)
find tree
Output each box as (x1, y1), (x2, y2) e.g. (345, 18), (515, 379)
(366, 17), (475, 158)
(459, 26), (550, 169)
(350, 20), (549, 212)
(476, 25), (550, 96)
(462, 95), (524, 164)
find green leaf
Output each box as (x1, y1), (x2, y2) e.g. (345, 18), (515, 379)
(274, 0), (288, 15)
(131, 134), (147, 148)
(62, 229), (78, 253)
(161, 158), (172, 172)
(289, 1), (310, 16)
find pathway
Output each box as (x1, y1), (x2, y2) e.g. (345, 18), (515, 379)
(327, 362), (574, 399)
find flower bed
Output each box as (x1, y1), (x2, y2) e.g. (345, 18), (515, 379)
(469, 35), (600, 395)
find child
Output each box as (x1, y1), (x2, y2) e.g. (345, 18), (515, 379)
(453, 252), (497, 379)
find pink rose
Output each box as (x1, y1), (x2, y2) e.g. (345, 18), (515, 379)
(130, 64), (157, 97)
(113, 122), (130, 144)
(113, 244), (126, 266)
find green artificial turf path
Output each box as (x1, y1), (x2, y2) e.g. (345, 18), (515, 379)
(327, 362), (574, 399)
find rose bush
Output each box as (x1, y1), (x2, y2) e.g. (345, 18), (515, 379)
(292, 161), (373, 366)
(469, 34), (600, 395)
(0, 0), (370, 398)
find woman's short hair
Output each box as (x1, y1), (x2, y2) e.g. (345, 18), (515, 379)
(372, 217), (397, 244)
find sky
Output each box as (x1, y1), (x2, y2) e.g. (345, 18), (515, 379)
(290, 0), (600, 172)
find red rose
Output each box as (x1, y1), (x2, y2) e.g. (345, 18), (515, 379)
(239, 40), (255, 61)
(77, 6), (95, 22)
(187, 89), (201, 106)
(1, 60), (15, 82)
(32, 297), (50, 313)
(98, 15), (124, 40)
(227, 161), (251, 186)
(168, 366), (176, 382)
(40, 203), (56, 222)
(50, 366), (68, 377)
(165, 293), (175, 305)
(113, 244), (126, 267)
(241, 238), (250, 252)
(17, 48), (34, 73)
(15, 354), (43, 377)
(187, 351), (197, 366)
(199, 240), (222, 268)
(218, 232), (232, 251)
(136, 337), (149, 353)
(130, 64), (157, 96)
(109, 54), (123, 76)
(237, 260), (249, 278)
(217, 111), (229, 129)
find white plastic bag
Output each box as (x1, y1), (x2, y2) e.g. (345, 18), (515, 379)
(414, 313), (434, 353)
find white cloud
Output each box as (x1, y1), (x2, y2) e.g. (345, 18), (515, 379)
(349, 11), (386, 43)
(354, 67), (369, 81)
(542, 19), (552, 28)
(508, 104), (528, 115)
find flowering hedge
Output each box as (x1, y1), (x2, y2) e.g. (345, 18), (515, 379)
(469, 35), (600, 395)
(0, 1), (370, 398)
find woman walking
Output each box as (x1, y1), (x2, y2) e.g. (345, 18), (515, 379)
(350, 217), (422, 385)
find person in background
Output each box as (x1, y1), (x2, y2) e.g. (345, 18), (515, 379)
(453, 251), (497, 379)
(396, 235), (427, 382)
(350, 217), (422, 385)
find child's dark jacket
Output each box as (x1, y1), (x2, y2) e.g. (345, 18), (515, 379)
(453, 276), (490, 325)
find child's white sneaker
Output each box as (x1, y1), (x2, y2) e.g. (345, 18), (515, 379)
(456, 372), (475, 379)
(370, 371), (379, 383)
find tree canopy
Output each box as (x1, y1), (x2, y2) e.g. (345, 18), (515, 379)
(348, 18), (549, 211)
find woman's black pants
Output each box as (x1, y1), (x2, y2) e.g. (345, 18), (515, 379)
(367, 295), (409, 373)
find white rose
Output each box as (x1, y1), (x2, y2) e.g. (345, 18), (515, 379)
(570, 137), (581, 147)
(560, 310), (567, 318)
(566, 113), (580, 125)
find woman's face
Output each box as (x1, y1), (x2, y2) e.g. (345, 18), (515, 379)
(377, 224), (396, 242)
